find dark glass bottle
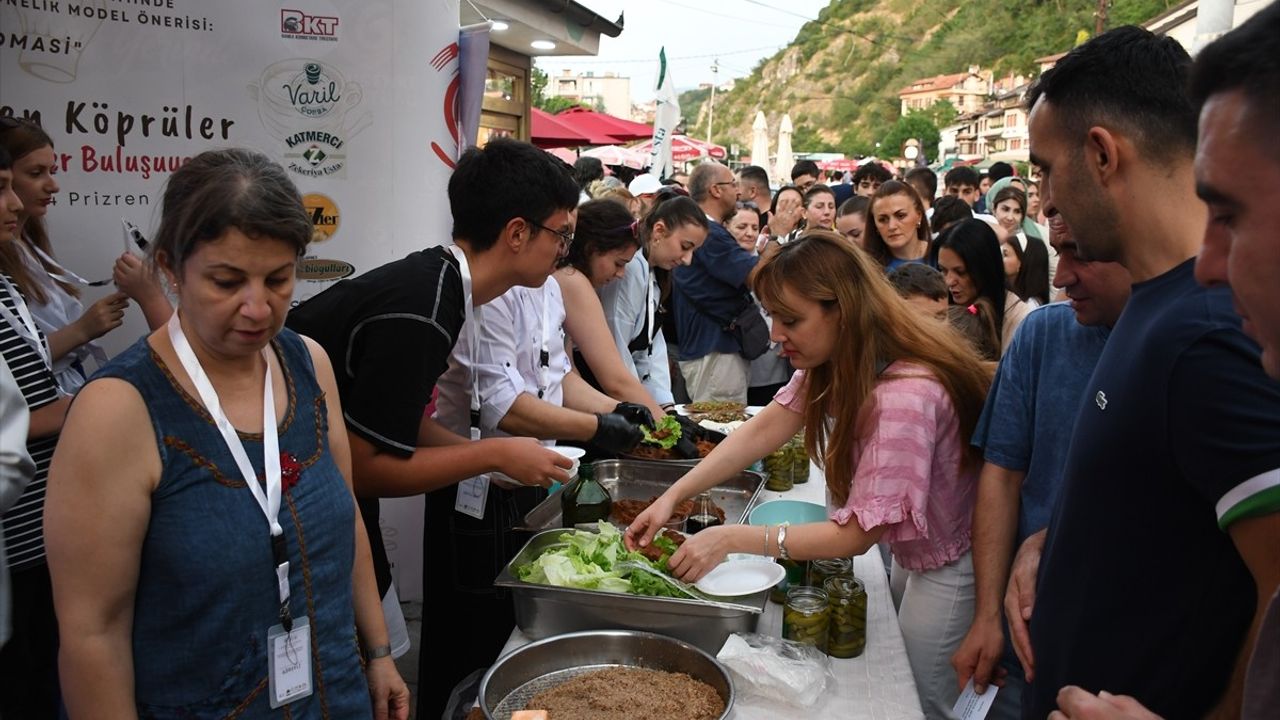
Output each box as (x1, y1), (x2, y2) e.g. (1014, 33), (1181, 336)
(561, 462), (612, 528)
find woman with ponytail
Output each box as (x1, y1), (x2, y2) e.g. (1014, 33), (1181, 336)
(595, 191), (708, 411)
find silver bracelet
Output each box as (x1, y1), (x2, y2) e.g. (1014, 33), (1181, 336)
(763, 525), (770, 557)
(777, 524), (790, 561)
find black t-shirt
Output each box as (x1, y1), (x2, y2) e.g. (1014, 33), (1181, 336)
(287, 246), (464, 456)
(1026, 260), (1280, 719)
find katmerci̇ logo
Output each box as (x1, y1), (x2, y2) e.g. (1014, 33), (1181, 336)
(283, 129), (345, 178)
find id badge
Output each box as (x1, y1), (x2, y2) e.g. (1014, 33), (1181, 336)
(455, 474), (489, 519)
(267, 617), (313, 708)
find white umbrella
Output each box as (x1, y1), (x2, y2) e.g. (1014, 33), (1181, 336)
(774, 113), (794, 186)
(751, 111), (771, 183)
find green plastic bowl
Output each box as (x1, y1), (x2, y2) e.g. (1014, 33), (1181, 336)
(747, 499), (827, 526)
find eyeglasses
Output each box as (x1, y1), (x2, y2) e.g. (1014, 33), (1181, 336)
(527, 218), (574, 248)
(712, 180), (738, 190)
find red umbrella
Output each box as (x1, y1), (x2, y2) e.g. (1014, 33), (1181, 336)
(555, 107), (653, 143)
(631, 135), (727, 162)
(532, 107), (600, 148)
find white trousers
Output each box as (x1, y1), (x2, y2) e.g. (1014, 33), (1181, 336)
(679, 352), (749, 404)
(891, 552), (976, 720)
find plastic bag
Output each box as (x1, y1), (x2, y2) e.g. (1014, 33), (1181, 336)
(716, 632), (834, 707)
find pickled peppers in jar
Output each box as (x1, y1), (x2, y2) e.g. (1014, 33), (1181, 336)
(824, 576), (867, 658)
(783, 586), (830, 652)
(762, 445), (793, 491)
(790, 430), (809, 483)
(808, 557), (853, 588)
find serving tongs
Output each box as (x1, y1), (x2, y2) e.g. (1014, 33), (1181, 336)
(615, 560), (762, 613)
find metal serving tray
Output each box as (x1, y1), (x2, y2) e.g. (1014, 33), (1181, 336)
(494, 527), (767, 654)
(518, 458), (764, 532)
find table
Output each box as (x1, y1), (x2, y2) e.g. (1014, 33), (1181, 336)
(499, 462), (925, 719)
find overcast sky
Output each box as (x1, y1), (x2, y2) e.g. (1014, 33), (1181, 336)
(535, 0), (834, 103)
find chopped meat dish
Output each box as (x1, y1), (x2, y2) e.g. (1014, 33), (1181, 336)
(627, 437), (718, 461)
(524, 666), (724, 720)
(610, 496), (725, 528)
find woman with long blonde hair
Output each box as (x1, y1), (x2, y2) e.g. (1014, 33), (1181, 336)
(626, 231), (989, 719)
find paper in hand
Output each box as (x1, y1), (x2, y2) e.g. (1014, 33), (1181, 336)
(952, 678), (998, 720)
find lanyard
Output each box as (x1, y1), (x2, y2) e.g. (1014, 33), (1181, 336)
(447, 245), (483, 430)
(25, 241), (112, 287)
(0, 274), (52, 370)
(537, 283), (552, 399)
(644, 259), (658, 352)
(166, 311), (292, 631)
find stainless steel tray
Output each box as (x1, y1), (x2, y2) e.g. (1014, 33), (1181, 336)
(480, 630), (734, 720)
(519, 458), (764, 532)
(494, 527), (766, 654)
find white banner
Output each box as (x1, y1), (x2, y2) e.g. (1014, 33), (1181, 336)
(1, 0), (465, 601)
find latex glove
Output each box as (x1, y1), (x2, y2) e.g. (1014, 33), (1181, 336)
(669, 414), (703, 459)
(612, 401), (655, 429)
(591, 411), (644, 453)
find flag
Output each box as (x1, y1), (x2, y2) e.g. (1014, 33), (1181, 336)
(648, 47), (680, 179)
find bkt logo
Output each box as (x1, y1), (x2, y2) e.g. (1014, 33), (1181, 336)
(281, 9), (339, 38)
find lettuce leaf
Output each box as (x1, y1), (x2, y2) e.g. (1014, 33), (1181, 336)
(641, 415), (682, 450)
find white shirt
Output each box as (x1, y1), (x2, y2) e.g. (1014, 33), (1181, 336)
(597, 252), (673, 405)
(0, 356), (34, 648)
(15, 242), (92, 394)
(435, 279), (571, 441)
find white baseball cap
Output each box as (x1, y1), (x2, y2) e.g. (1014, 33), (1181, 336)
(628, 174), (664, 196)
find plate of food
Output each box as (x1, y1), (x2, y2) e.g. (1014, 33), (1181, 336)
(694, 558), (787, 597)
(675, 401), (750, 423)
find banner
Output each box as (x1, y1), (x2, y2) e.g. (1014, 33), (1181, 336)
(1, 0), (464, 601)
(647, 47), (679, 179)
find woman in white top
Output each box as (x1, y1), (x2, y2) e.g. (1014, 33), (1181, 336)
(595, 193), (709, 411)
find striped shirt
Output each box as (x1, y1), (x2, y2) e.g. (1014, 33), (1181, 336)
(0, 274), (60, 571)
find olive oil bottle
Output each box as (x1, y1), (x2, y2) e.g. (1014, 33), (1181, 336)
(561, 462), (612, 528)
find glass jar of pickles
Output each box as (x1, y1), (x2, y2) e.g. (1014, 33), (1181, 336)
(762, 445), (794, 491)
(824, 576), (867, 658)
(790, 431), (809, 484)
(809, 557), (853, 588)
(783, 586), (830, 652)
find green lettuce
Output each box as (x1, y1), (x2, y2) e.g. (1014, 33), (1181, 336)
(641, 415), (683, 450)
(515, 521), (684, 598)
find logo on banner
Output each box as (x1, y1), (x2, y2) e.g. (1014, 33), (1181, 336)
(428, 43), (461, 169)
(302, 193), (340, 242)
(297, 258), (355, 281)
(283, 130), (345, 178)
(281, 9), (339, 41)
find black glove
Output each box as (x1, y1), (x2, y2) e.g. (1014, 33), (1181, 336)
(667, 414), (703, 459)
(612, 402), (655, 430)
(592, 412), (644, 453)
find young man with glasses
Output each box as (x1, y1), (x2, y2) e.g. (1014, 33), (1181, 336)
(286, 138), (617, 717)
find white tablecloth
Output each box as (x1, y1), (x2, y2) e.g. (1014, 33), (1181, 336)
(499, 462), (925, 719)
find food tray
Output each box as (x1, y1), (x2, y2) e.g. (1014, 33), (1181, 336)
(494, 527), (766, 653)
(518, 458), (763, 532)
(479, 630), (734, 720)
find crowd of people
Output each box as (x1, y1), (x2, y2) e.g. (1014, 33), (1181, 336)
(0, 6), (1278, 719)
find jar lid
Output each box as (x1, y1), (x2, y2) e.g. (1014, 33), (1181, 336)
(785, 585), (828, 611)
(824, 576), (864, 597)
(811, 557), (852, 571)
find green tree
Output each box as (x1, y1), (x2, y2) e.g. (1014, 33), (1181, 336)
(881, 111), (941, 161)
(792, 124), (837, 154)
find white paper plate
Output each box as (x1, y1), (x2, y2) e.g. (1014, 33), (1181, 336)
(694, 558), (786, 597)
(674, 404), (760, 418)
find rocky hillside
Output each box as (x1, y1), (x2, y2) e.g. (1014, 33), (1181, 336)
(683, 0), (1177, 158)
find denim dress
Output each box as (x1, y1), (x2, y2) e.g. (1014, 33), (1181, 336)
(96, 329), (370, 719)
